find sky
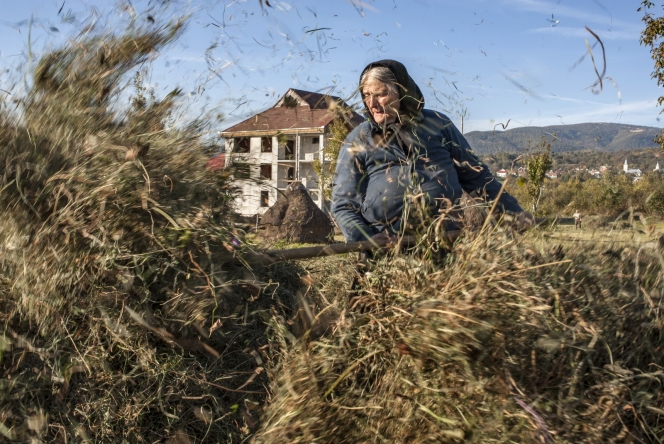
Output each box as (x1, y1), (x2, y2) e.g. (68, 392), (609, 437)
(1, 0), (663, 135)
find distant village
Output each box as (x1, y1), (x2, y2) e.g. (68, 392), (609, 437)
(494, 158), (662, 182)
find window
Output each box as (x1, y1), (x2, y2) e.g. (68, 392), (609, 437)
(312, 137), (319, 144)
(261, 137), (272, 153)
(233, 163), (251, 179)
(235, 137), (250, 153)
(260, 191), (269, 207)
(287, 167), (295, 181)
(285, 140), (295, 160)
(282, 95), (298, 108)
(260, 164), (272, 180)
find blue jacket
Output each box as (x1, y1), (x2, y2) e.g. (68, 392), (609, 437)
(331, 109), (523, 242)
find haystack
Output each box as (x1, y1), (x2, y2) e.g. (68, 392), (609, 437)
(256, 225), (664, 443)
(0, 13), (302, 443)
(460, 192), (486, 229)
(259, 182), (334, 243)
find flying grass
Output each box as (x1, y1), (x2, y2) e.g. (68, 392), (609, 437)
(0, 13), (309, 443)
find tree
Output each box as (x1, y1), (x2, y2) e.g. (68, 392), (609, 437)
(313, 107), (352, 201)
(524, 136), (553, 214)
(639, 1), (664, 149)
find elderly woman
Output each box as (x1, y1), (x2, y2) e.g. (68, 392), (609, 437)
(331, 59), (532, 242)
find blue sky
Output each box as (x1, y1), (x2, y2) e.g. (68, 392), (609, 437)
(1, 0), (662, 134)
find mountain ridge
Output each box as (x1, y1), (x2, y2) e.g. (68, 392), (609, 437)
(464, 122), (662, 154)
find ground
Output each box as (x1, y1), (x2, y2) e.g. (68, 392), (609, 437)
(533, 219), (664, 249)
(253, 219), (664, 261)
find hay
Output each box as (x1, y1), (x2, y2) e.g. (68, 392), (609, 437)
(0, 13), (303, 443)
(256, 225), (664, 443)
(259, 182), (334, 244)
(2, 7), (663, 444)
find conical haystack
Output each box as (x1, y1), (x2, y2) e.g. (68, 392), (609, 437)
(259, 182), (334, 243)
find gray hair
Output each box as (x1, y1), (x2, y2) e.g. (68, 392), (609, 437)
(360, 67), (399, 97)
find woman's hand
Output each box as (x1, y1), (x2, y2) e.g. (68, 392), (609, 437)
(370, 232), (398, 245)
(515, 211), (536, 232)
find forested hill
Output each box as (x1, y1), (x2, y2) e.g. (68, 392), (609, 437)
(464, 122), (662, 154)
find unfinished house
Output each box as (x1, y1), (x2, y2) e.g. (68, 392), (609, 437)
(219, 88), (363, 216)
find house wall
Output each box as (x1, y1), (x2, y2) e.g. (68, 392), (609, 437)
(299, 135), (322, 161)
(299, 164), (319, 189)
(226, 133), (327, 216)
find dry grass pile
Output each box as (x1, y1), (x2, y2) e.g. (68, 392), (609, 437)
(0, 14), (298, 443)
(258, 182), (334, 244)
(256, 225), (664, 443)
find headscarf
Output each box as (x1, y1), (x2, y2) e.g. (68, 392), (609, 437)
(359, 59), (425, 126)
(360, 60), (425, 153)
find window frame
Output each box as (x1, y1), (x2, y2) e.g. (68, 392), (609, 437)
(260, 190), (270, 207)
(284, 140), (295, 160)
(260, 164), (272, 180)
(235, 137), (250, 153)
(261, 137), (272, 153)
(233, 162), (251, 179)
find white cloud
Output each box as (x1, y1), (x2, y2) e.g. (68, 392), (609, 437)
(541, 93), (606, 106)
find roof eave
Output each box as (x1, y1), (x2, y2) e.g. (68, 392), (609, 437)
(219, 126), (327, 138)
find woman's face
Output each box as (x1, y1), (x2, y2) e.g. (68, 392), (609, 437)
(362, 80), (400, 125)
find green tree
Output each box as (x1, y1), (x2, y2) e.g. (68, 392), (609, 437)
(640, 1), (664, 149)
(313, 109), (352, 200)
(524, 136), (553, 214)
(526, 136), (555, 213)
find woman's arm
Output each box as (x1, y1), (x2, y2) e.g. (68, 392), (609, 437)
(331, 134), (377, 242)
(441, 118), (523, 213)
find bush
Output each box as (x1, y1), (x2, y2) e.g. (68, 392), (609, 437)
(507, 172), (664, 219)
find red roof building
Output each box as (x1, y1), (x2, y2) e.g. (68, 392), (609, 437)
(220, 89), (363, 136)
(206, 153), (225, 171)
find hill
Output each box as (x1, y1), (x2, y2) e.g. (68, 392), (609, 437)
(465, 122), (662, 154)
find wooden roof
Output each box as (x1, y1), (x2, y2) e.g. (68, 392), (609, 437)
(220, 89), (364, 136)
(275, 89), (343, 110)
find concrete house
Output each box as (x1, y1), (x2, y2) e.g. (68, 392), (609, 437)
(219, 89), (363, 216)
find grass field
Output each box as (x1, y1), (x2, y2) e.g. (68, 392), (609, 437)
(533, 220), (663, 252)
(252, 218), (664, 261)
